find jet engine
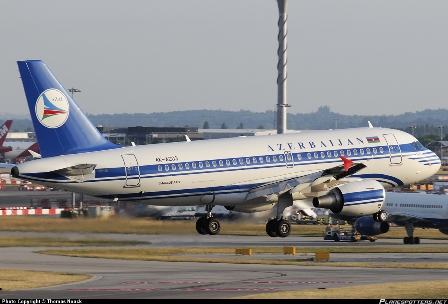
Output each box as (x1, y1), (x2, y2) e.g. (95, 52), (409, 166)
(439, 229), (448, 235)
(224, 202), (275, 213)
(312, 180), (385, 217)
(355, 216), (390, 236)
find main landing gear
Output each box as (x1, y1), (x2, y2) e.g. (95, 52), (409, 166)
(195, 204), (221, 235)
(265, 218), (291, 238)
(403, 223), (420, 244)
(265, 192), (294, 238)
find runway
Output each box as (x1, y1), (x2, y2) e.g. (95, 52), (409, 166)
(0, 232), (447, 299)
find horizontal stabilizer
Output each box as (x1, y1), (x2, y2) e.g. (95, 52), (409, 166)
(52, 164), (96, 176)
(28, 150), (41, 159)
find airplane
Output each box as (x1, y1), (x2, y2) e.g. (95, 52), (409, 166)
(331, 192), (448, 244)
(7, 59), (441, 238)
(0, 118), (40, 163)
(1, 141), (40, 163)
(0, 120), (13, 154)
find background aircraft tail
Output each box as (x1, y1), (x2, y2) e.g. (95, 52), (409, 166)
(17, 60), (119, 158)
(0, 120), (13, 147)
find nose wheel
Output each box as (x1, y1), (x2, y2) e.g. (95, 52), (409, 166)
(373, 210), (388, 222)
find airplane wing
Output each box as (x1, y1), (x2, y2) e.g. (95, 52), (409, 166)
(245, 156), (366, 202)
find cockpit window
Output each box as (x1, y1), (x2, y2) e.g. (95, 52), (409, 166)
(412, 141), (426, 151)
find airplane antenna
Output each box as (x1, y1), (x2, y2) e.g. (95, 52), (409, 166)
(276, 0), (290, 134)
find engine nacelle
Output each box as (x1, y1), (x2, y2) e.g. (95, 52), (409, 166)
(355, 216), (390, 236)
(224, 202), (275, 213)
(312, 180), (385, 216)
(439, 228), (448, 235)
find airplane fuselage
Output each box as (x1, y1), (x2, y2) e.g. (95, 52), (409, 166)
(15, 127), (440, 207)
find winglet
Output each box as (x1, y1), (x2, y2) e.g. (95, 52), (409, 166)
(340, 156), (354, 172)
(368, 121), (373, 128)
(185, 135), (191, 142)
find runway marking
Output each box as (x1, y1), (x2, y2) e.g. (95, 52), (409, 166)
(243, 281), (353, 284)
(183, 288), (279, 291)
(119, 281), (213, 285)
(68, 287), (278, 291)
(69, 288), (159, 291)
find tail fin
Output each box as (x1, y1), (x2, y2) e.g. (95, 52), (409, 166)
(17, 60), (119, 158)
(0, 120), (13, 147)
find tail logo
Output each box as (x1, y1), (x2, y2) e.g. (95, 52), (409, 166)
(35, 89), (69, 128)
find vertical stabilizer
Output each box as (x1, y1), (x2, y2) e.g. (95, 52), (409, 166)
(17, 60), (120, 158)
(0, 120), (13, 147)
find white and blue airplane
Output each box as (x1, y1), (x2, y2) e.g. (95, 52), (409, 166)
(10, 60), (441, 237)
(337, 192), (448, 244)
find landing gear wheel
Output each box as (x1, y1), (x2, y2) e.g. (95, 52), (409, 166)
(195, 217), (208, 235)
(275, 219), (291, 238)
(205, 217), (221, 235)
(378, 210), (388, 222)
(414, 237), (420, 244)
(266, 219), (278, 237)
(403, 236), (409, 244)
(333, 233), (340, 242)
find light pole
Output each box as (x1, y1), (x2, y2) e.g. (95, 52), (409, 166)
(409, 125), (416, 137)
(439, 126), (444, 164)
(334, 118), (339, 130)
(68, 87), (81, 99)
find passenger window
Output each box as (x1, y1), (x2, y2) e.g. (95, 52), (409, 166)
(253, 157), (257, 164)
(185, 163), (190, 169)
(266, 156), (270, 162)
(334, 151), (338, 157)
(171, 164), (176, 170)
(212, 161), (217, 167)
(346, 150), (351, 156)
(199, 162), (203, 168)
(259, 157), (264, 163)
(165, 165), (169, 171)
(226, 159), (230, 166)
(307, 153), (312, 159)
(373, 148), (377, 154)
(279, 155), (284, 161)
(297, 154), (302, 160)
(179, 163), (183, 170)
(379, 147), (384, 153)
(366, 148), (371, 154)
(339, 150), (344, 156)
(273, 155), (277, 162)
(320, 152), (325, 158)
(219, 160), (223, 166)
(158, 165), (162, 171)
(192, 162), (197, 169)
(232, 159), (237, 165)
(327, 151), (331, 158)
(314, 152), (318, 159)
(239, 158), (244, 165)
(205, 161), (210, 167)
(360, 149), (364, 155)
(246, 158), (250, 164)
(353, 149), (358, 155)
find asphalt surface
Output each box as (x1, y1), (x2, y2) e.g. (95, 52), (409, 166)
(0, 232), (446, 299)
